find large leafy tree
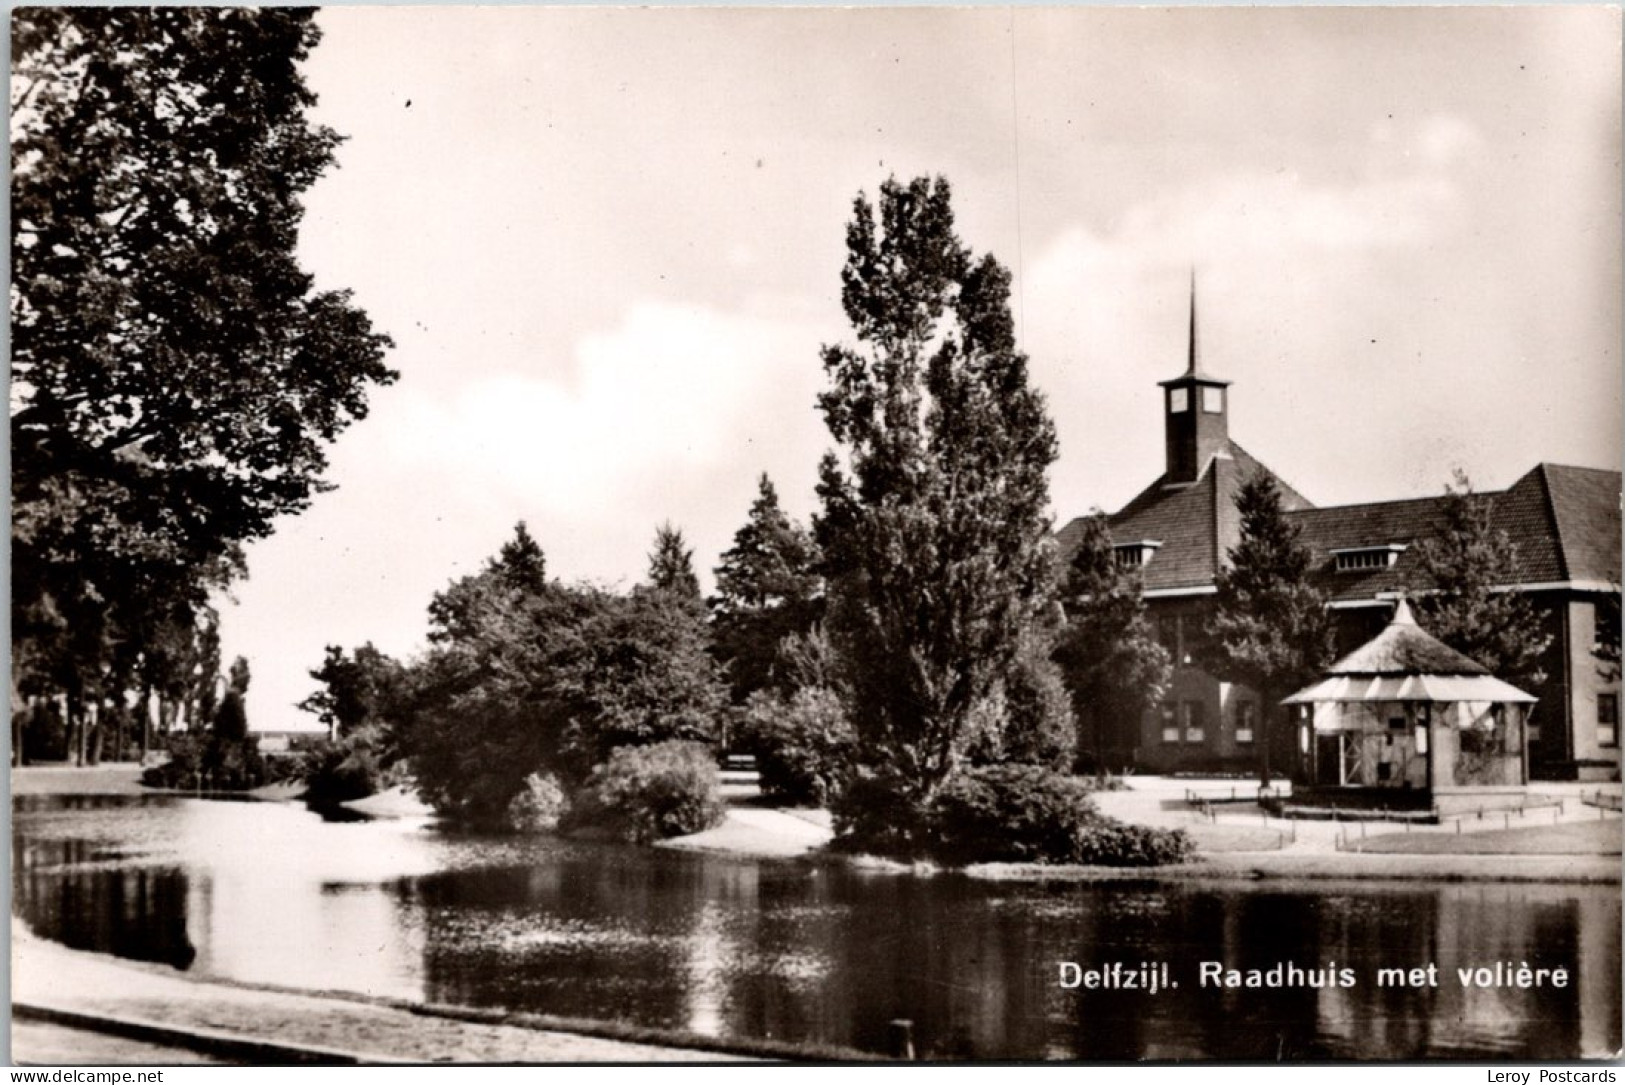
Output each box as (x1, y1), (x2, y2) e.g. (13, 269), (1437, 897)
(11, 9), (395, 728)
(1054, 512), (1171, 773)
(1203, 473), (1334, 786)
(814, 175), (1062, 828)
(710, 474), (823, 701)
(1410, 472), (1551, 687)
(299, 643), (409, 742)
(401, 524), (725, 826)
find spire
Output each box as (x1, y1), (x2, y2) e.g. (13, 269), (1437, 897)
(1391, 596), (1417, 627)
(1186, 268), (1200, 378)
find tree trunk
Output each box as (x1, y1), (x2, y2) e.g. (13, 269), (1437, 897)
(139, 686), (153, 760)
(1257, 688), (1276, 789)
(70, 692), (85, 767)
(85, 699), (101, 766)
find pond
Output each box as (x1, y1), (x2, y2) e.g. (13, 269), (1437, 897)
(13, 794), (1621, 1060)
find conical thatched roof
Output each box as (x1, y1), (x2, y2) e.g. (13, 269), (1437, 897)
(1324, 598), (1488, 676)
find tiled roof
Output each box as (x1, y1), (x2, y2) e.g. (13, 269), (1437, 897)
(1290, 495), (1453, 601)
(1063, 458), (1621, 601)
(1541, 464), (1622, 584)
(1055, 442), (1312, 593)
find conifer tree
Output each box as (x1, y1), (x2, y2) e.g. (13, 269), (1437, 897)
(647, 523), (702, 603)
(710, 475), (823, 700)
(1410, 472), (1551, 686)
(1204, 473), (1333, 785)
(1054, 512), (1171, 773)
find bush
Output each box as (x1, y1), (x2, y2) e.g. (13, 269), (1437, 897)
(927, 764), (1102, 865)
(925, 764), (1194, 867)
(142, 730), (267, 791)
(565, 740), (725, 843)
(741, 686), (855, 806)
(1071, 820), (1196, 866)
(829, 771), (933, 857)
(505, 772), (569, 832)
(298, 725), (395, 804)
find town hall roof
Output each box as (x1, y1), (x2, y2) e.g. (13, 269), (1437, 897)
(1058, 456), (1620, 602)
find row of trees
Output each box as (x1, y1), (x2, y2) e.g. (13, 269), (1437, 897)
(11, 9), (396, 764)
(299, 178), (1182, 859)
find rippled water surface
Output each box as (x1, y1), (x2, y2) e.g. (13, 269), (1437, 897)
(13, 795), (1620, 1059)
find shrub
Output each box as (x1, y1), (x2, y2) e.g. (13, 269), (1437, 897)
(142, 730), (267, 791)
(1071, 820), (1196, 866)
(829, 771), (933, 857)
(565, 741), (725, 843)
(741, 686), (855, 806)
(925, 764), (1195, 867)
(927, 764), (1102, 865)
(505, 772), (569, 832)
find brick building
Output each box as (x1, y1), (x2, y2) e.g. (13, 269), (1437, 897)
(1057, 300), (1621, 783)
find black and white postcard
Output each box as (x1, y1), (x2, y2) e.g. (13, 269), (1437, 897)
(10, 5), (1622, 1065)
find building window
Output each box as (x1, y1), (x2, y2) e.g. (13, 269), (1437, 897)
(1202, 386), (1223, 414)
(1235, 701), (1256, 744)
(1169, 387), (1188, 414)
(1161, 705), (1179, 744)
(1181, 701), (1205, 744)
(1599, 693), (1619, 748)
(1331, 546), (1406, 573)
(1113, 541), (1161, 569)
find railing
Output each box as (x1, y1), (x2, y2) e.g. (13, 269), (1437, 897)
(1580, 788), (1622, 812)
(1184, 785), (1282, 819)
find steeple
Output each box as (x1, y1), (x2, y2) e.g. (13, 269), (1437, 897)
(1186, 269), (1201, 378)
(1157, 271), (1231, 485)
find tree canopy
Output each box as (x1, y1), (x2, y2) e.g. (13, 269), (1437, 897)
(1410, 472), (1551, 687)
(401, 524), (726, 826)
(814, 175), (1063, 825)
(646, 522), (702, 603)
(11, 9), (395, 750)
(710, 474), (823, 701)
(1054, 512), (1171, 773)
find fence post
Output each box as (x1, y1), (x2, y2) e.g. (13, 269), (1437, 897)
(888, 1020), (916, 1061)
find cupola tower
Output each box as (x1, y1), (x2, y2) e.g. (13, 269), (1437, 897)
(1157, 275), (1231, 485)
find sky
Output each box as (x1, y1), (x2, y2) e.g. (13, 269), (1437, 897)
(221, 6), (1622, 732)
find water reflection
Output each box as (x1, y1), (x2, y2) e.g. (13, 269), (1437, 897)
(13, 795), (1620, 1060)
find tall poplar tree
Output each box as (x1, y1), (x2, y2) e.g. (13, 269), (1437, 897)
(814, 175), (1062, 836)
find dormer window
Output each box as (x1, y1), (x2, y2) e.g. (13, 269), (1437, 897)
(1331, 544), (1407, 573)
(1169, 387), (1188, 413)
(1114, 540), (1162, 568)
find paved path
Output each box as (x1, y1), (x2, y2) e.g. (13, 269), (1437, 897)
(12, 925), (748, 1064)
(13, 1020), (233, 1065)
(659, 804), (833, 857)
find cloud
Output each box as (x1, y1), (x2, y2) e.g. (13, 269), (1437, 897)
(1021, 113), (1492, 513)
(381, 297), (828, 534)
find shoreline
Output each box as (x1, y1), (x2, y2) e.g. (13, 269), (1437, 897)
(15, 764), (1620, 885)
(10, 922), (872, 1063)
